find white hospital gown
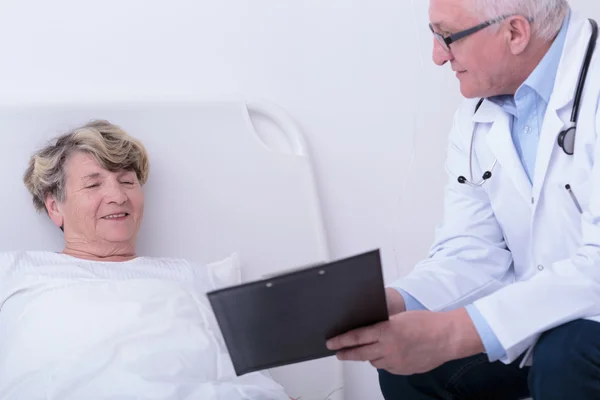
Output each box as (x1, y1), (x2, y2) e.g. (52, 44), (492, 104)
(0, 251), (290, 400)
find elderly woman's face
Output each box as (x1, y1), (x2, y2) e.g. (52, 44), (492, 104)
(49, 152), (144, 245)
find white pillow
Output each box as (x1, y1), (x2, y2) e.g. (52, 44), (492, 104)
(206, 253), (241, 289)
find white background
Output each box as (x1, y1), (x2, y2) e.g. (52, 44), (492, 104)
(0, 0), (599, 398)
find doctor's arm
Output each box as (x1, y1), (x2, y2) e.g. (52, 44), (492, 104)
(390, 104), (514, 312)
(383, 102), (510, 359)
(385, 104), (511, 360)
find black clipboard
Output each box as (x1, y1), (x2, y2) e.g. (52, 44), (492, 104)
(207, 249), (389, 376)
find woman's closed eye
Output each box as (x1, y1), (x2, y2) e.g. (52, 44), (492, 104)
(84, 181), (133, 188)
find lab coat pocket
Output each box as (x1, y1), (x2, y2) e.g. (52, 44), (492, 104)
(561, 176), (591, 215)
(548, 175), (591, 247)
(563, 182), (585, 214)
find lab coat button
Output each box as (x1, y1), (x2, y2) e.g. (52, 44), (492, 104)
(531, 197), (535, 205)
(538, 265), (544, 271)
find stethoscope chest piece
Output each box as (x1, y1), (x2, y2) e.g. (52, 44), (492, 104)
(557, 125), (576, 155)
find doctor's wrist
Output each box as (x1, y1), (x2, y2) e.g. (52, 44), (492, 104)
(444, 308), (486, 361)
(385, 288), (406, 315)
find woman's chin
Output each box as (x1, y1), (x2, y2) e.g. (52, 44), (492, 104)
(101, 231), (137, 245)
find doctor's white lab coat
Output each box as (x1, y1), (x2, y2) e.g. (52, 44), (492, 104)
(394, 12), (600, 366)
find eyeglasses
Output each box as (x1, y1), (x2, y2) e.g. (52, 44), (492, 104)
(429, 15), (527, 52)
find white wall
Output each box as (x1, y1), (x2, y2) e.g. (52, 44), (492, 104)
(0, 0), (599, 398)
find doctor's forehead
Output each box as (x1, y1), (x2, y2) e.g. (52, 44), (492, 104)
(429, 0), (477, 30)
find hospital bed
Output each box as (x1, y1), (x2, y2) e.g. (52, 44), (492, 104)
(0, 101), (343, 400)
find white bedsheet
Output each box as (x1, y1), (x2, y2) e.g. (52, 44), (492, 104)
(0, 251), (289, 400)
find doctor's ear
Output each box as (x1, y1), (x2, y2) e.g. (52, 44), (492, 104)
(44, 194), (65, 232)
(505, 15), (532, 56)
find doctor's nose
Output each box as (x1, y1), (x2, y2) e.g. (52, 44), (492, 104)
(432, 39), (453, 66)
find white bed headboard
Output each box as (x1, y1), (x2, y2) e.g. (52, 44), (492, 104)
(0, 101), (342, 400)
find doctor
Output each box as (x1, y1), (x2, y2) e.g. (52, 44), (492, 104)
(327, 0), (600, 398)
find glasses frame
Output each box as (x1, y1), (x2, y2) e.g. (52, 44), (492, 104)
(429, 15), (532, 52)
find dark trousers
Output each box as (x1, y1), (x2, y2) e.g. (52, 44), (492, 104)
(378, 319), (600, 400)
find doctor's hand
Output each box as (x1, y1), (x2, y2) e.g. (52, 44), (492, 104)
(326, 308), (484, 375)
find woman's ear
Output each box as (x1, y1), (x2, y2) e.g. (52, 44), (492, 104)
(44, 194), (64, 231)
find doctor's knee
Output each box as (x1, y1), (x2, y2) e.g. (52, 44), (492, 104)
(528, 320), (598, 397)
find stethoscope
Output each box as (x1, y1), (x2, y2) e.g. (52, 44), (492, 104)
(458, 18), (598, 186)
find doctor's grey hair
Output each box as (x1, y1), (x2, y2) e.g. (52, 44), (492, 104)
(471, 0), (569, 42)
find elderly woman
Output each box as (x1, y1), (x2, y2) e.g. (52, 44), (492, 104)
(0, 120), (290, 399)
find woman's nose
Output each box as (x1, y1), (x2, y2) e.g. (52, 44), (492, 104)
(104, 183), (128, 205)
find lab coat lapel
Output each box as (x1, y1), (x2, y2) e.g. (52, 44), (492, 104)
(531, 107), (563, 204)
(478, 101), (532, 203)
(532, 15), (592, 204)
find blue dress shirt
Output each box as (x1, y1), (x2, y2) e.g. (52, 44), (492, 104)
(394, 10), (571, 362)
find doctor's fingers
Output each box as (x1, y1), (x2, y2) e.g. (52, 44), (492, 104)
(336, 342), (385, 362)
(326, 322), (385, 351)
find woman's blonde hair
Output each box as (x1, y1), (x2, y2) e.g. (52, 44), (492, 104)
(23, 120), (150, 213)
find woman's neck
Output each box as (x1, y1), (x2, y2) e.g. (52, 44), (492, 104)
(62, 244), (137, 262)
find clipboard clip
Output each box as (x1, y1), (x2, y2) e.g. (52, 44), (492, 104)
(261, 261), (327, 280)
